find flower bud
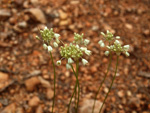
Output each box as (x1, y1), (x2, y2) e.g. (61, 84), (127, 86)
(54, 33), (60, 39)
(123, 45), (130, 51)
(104, 51), (110, 56)
(98, 40), (103, 45)
(48, 46), (53, 52)
(125, 51), (130, 57)
(84, 39), (90, 46)
(80, 47), (87, 51)
(85, 50), (91, 56)
(53, 42), (58, 48)
(100, 42), (105, 47)
(43, 44), (48, 50)
(101, 32), (105, 36)
(66, 63), (71, 69)
(68, 58), (74, 64)
(82, 58), (88, 65)
(44, 26), (48, 30)
(56, 60), (61, 66)
(116, 36), (120, 39)
(114, 40), (120, 45)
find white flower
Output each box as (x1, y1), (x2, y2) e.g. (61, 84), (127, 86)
(47, 46), (53, 52)
(80, 47), (87, 51)
(123, 45), (130, 51)
(68, 58), (74, 64)
(53, 42), (58, 48)
(44, 26), (48, 30)
(101, 32), (105, 36)
(84, 39), (90, 46)
(125, 51), (130, 57)
(43, 44), (48, 50)
(98, 40), (103, 45)
(104, 51), (110, 56)
(116, 36), (120, 39)
(66, 63), (71, 69)
(56, 60), (61, 66)
(82, 58), (88, 65)
(100, 42), (105, 47)
(76, 44), (79, 48)
(54, 33), (60, 39)
(114, 40), (120, 45)
(85, 50), (91, 56)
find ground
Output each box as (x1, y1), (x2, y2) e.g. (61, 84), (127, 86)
(0, 0), (150, 113)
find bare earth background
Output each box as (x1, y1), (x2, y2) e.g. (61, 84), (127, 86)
(0, 0), (150, 113)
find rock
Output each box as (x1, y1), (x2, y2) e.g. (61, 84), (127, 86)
(25, 77), (40, 91)
(46, 88), (54, 99)
(125, 23), (133, 30)
(1, 103), (16, 113)
(80, 99), (105, 113)
(28, 96), (40, 107)
(118, 90), (124, 98)
(0, 9), (11, 17)
(38, 76), (51, 88)
(16, 107), (24, 113)
(36, 105), (43, 113)
(0, 72), (9, 82)
(26, 8), (47, 23)
(59, 19), (71, 26)
(30, 0), (39, 5)
(18, 21), (27, 28)
(58, 10), (68, 20)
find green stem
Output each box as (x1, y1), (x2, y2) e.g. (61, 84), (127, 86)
(92, 52), (112, 113)
(76, 60), (80, 113)
(50, 52), (56, 113)
(99, 56), (119, 113)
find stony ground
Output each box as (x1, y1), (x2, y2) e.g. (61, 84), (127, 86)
(0, 0), (150, 113)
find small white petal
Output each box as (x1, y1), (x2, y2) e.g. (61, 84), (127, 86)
(107, 30), (110, 34)
(116, 36), (120, 39)
(85, 50), (91, 56)
(68, 58), (74, 64)
(101, 32), (105, 36)
(54, 33), (60, 39)
(44, 26), (48, 30)
(125, 51), (130, 57)
(56, 60), (61, 66)
(80, 47), (87, 51)
(84, 39), (90, 45)
(104, 51), (110, 56)
(123, 45), (130, 51)
(66, 63), (71, 69)
(98, 40), (103, 45)
(114, 40), (120, 45)
(82, 59), (88, 65)
(43, 44), (48, 50)
(53, 42), (58, 48)
(76, 44), (79, 48)
(48, 46), (53, 52)
(100, 43), (105, 47)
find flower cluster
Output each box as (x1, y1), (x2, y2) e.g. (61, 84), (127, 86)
(57, 33), (91, 69)
(98, 30), (130, 57)
(36, 27), (60, 52)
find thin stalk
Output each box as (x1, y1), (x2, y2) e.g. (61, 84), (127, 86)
(50, 52), (56, 113)
(76, 60), (80, 113)
(67, 64), (78, 113)
(92, 52), (112, 113)
(67, 81), (78, 113)
(99, 56), (119, 113)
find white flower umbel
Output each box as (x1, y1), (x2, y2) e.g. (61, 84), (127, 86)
(104, 51), (110, 56)
(48, 46), (53, 52)
(68, 58), (74, 64)
(56, 60), (61, 66)
(123, 45), (130, 51)
(84, 39), (90, 46)
(82, 58), (88, 65)
(85, 50), (91, 56)
(66, 63), (71, 69)
(53, 42), (58, 48)
(43, 43), (48, 50)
